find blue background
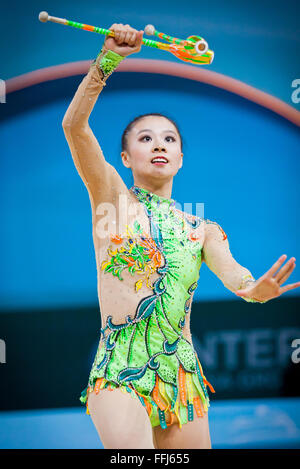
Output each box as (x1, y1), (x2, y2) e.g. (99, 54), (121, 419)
(1, 0), (300, 105)
(1, 0), (300, 310)
(1, 0), (300, 450)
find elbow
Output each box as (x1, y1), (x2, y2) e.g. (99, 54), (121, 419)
(62, 114), (75, 131)
(62, 112), (71, 131)
(62, 119), (69, 132)
(62, 117), (87, 134)
(62, 119), (72, 139)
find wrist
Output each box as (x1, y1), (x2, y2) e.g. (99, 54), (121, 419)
(89, 46), (125, 84)
(238, 274), (266, 303)
(88, 62), (106, 86)
(239, 273), (256, 290)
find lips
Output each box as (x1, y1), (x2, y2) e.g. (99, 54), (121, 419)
(151, 156), (169, 164)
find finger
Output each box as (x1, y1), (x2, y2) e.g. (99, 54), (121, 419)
(117, 29), (126, 44)
(275, 257), (295, 281)
(112, 27), (119, 41)
(277, 260), (296, 285)
(265, 254), (287, 278)
(113, 25), (125, 43)
(137, 30), (144, 44)
(121, 25), (135, 43)
(123, 24), (136, 32)
(124, 31), (134, 46)
(133, 30), (143, 49)
(279, 281), (300, 294)
(127, 31), (136, 46)
(108, 23), (118, 34)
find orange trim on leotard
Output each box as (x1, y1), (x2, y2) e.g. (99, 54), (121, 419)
(203, 377), (215, 393)
(94, 378), (103, 394)
(143, 396), (152, 416)
(178, 365), (188, 406)
(193, 396), (204, 417)
(166, 410), (175, 426)
(196, 356), (216, 393)
(152, 374), (168, 411)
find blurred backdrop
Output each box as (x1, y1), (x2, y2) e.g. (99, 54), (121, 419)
(0, 0), (299, 449)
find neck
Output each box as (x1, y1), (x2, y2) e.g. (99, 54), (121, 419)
(132, 178), (173, 200)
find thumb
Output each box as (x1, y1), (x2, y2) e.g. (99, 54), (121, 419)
(235, 289), (247, 296)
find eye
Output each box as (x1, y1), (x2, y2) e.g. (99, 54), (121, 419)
(166, 136), (176, 142)
(139, 135), (176, 142)
(140, 135), (151, 142)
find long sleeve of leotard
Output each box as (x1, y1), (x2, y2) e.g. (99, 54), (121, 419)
(62, 63), (128, 208)
(202, 219), (264, 302)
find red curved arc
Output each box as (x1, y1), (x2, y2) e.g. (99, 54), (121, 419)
(5, 58), (300, 127)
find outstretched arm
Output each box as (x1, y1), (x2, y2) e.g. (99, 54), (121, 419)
(202, 220), (258, 300)
(202, 220), (300, 303)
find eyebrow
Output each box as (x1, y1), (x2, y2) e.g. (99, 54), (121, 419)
(137, 129), (177, 136)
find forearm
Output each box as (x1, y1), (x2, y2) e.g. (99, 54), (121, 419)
(61, 49), (128, 204)
(203, 221), (264, 303)
(220, 263), (265, 303)
(221, 263), (255, 293)
(62, 65), (106, 131)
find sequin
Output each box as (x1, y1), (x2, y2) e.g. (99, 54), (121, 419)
(80, 185), (215, 429)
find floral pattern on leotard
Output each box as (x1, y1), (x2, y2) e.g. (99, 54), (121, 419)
(101, 221), (164, 291)
(80, 185), (215, 429)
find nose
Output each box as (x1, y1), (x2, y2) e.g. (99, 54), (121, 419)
(152, 145), (166, 153)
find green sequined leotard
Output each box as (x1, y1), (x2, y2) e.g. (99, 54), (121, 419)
(80, 185), (215, 429)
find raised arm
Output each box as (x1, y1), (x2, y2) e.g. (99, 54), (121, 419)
(62, 24), (144, 209)
(202, 219), (259, 300)
(62, 54), (128, 208)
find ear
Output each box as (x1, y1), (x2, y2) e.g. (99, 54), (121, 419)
(121, 151), (131, 168)
(179, 153), (183, 169)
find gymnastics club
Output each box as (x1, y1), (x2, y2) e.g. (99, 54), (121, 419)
(38, 11), (214, 65)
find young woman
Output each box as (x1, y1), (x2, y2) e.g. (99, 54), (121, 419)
(62, 24), (300, 449)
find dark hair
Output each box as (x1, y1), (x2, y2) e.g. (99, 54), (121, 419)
(121, 113), (184, 154)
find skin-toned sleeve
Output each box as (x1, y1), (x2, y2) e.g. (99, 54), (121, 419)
(202, 219), (256, 295)
(62, 64), (129, 209)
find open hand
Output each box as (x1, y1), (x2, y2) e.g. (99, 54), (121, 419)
(235, 254), (300, 302)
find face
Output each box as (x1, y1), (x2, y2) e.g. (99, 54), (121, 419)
(121, 116), (183, 185)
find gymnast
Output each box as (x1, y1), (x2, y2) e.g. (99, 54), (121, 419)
(62, 23), (300, 449)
